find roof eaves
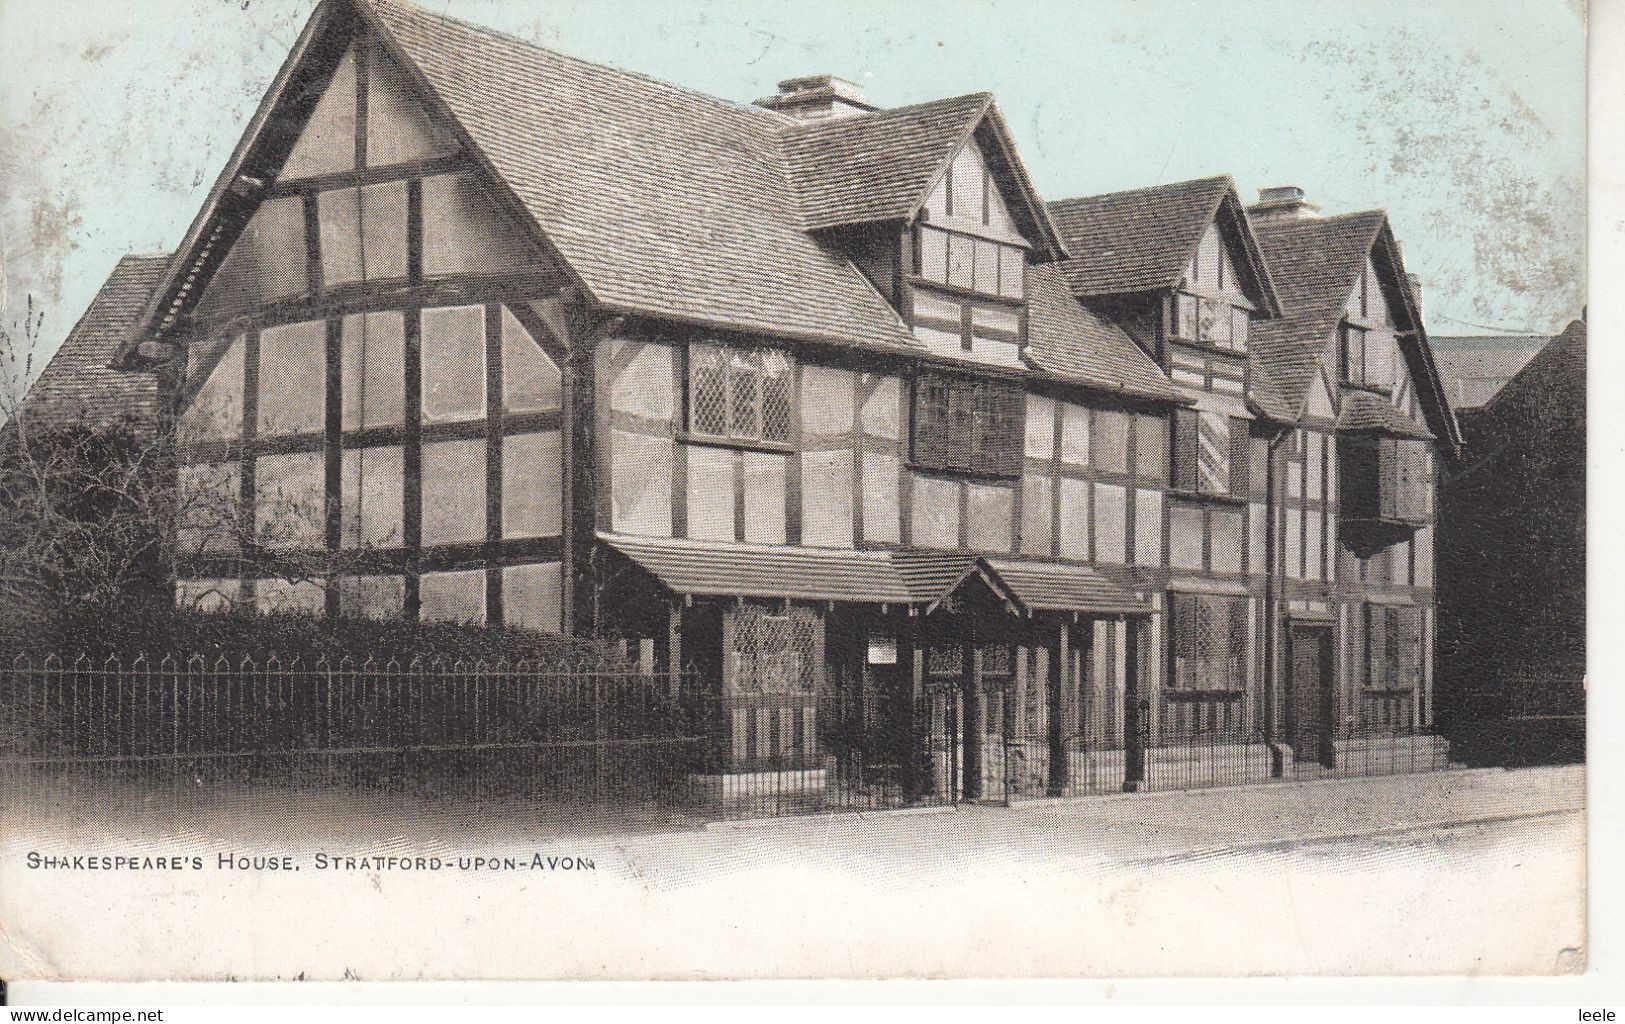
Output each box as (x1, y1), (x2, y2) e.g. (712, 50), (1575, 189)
(115, 0), (348, 368)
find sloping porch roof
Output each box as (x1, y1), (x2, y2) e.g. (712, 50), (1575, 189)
(599, 533), (1150, 616)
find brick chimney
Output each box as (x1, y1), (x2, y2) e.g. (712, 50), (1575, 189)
(755, 75), (877, 120)
(1248, 185), (1321, 223)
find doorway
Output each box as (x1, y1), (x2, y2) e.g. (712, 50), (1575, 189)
(1287, 623), (1335, 766)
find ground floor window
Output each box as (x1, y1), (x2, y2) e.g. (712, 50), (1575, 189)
(1365, 603), (1422, 689)
(1169, 593), (1247, 691)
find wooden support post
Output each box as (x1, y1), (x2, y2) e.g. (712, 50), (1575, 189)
(665, 601), (683, 701)
(907, 636), (928, 801)
(1047, 622), (1070, 796)
(1123, 616), (1146, 792)
(962, 645), (984, 801)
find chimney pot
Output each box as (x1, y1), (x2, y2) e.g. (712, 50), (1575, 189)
(1248, 185), (1321, 223)
(756, 74), (877, 120)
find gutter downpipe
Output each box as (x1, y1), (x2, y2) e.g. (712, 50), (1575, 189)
(1259, 410), (1293, 778)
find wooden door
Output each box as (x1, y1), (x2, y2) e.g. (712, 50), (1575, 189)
(1288, 624), (1333, 766)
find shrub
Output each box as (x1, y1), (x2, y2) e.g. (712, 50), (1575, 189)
(2, 600), (614, 669)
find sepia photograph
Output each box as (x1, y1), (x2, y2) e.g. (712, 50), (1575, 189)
(0, 0), (1590, 993)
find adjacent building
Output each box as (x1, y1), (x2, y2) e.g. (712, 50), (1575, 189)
(1437, 319), (1586, 764)
(37, 0), (1466, 800)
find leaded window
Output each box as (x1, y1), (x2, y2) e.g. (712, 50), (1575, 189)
(1169, 593), (1248, 691)
(911, 372), (1024, 478)
(729, 603), (818, 696)
(688, 342), (791, 445)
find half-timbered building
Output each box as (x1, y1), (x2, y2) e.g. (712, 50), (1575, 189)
(52, 0), (1461, 803)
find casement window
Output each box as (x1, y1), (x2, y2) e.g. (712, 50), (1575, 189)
(1365, 604), (1423, 689)
(1171, 410), (1249, 497)
(688, 342), (792, 445)
(1341, 436), (1430, 525)
(1342, 322), (1394, 391)
(915, 225), (1025, 299)
(1379, 438), (1431, 523)
(1173, 291), (1249, 353)
(911, 372), (1024, 478)
(1169, 593), (1248, 691)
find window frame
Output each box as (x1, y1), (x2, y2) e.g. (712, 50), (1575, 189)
(910, 371), (1025, 479)
(685, 340), (794, 449)
(1168, 592), (1249, 692)
(1171, 289), (1249, 354)
(1364, 602), (1423, 691)
(913, 224), (1026, 300)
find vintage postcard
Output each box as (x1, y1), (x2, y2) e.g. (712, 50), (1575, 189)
(0, 0), (1586, 986)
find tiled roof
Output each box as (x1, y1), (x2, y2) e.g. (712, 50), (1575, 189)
(984, 557), (1150, 614)
(1250, 211), (1386, 419)
(1046, 176), (1234, 297)
(362, 0), (919, 353)
(1336, 389), (1435, 441)
(10, 255), (169, 434)
(780, 93), (993, 231)
(1482, 319), (1585, 419)
(600, 533), (916, 604)
(1430, 334), (1550, 411)
(1023, 264), (1183, 403)
(602, 534), (1150, 614)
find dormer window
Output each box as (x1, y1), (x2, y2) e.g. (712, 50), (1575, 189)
(1170, 223), (1252, 354)
(1342, 259), (1396, 392)
(1342, 322), (1394, 392)
(916, 225), (1025, 300)
(1173, 292), (1249, 353)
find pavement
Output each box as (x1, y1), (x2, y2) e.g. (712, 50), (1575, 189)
(0, 764), (1587, 980)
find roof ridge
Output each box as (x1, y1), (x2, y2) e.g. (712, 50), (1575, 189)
(1047, 174), (1233, 210)
(1252, 208), (1386, 233)
(777, 91), (993, 137)
(361, 0), (785, 127)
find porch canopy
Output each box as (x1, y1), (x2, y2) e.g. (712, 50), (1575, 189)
(598, 533), (1150, 617)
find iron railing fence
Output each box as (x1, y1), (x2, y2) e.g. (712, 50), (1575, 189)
(0, 653), (712, 826)
(0, 653), (1460, 829)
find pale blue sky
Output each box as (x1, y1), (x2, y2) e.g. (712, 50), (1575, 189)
(0, 0), (1584, 379)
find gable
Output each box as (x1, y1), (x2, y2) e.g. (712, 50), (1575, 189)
(191, 22), (548, 324)
(1180, 222), (1257, 310)
(1305, 367), (1335, 420)
(124, 0), (923, 367)
(920, 135), (1029, 247)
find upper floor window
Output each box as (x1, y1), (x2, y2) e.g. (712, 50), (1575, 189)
(1342, 322), (1394, 392)
(916, 225), (1025, 300)
(688, 342), (792, 445)
(911, 372), (1024, 478)
(1340, 435), (1431, 525)
(1171, 410), (1251, 498)
(1173, 292), (1250, 353)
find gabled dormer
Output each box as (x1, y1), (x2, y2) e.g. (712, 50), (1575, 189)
(1045, 176), (1281, 396)
(775, 90), (1066, 369)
